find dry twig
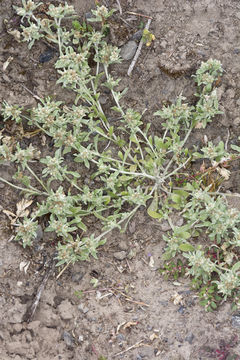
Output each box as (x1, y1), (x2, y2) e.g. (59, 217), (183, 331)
(127, 19), (152, 76)
(126, 11), (153, 19)
(113, 340), (146, 357)
(20, 84), (41, 101)
(116, 0), (122, 15)
(26, 257), (56, 322)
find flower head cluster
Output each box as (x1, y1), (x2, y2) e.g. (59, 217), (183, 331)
(1, 101), (23, 123)
(13, 0), (42, 19)
(15, 218), (39, 247)
(97, 43), (121, 65)
(47, 3), (76, 19)
(21, 23), (43, 48)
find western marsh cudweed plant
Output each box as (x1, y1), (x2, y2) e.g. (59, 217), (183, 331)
(1, 0), (240, 309)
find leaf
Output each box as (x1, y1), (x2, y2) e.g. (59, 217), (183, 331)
(109, 126), (114, 137)
(210, 301), (217, 310)
(111, 106), (122, 113)
(19, 261), (30, 273)
(179, 243), (195, 252)
(147, 210), (162, 219)
(173, 189), (189, 199)
(231, 144), (240, 152)
(162, 251), (173, 261)
(232, 261), (240, 272)
(130, 134), (139, 144)
(95, 127), (105, 135)
(149, 256), (154, 267)
(72, 20), (81, 31)
(171, 193), (181, 204)
(16, 198), (33, 217)
(118, 151), (123, 160)
(76, 221), (87, 231)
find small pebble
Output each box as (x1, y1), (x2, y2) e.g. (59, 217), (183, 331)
(233, 48), (240, 54)
(117, 333), (125, 341)
(120, 40), (137, 60)
(185, 333), (194, 344)
(232, 312), (240, 329)
(131, 30), (143, 42)
(78, 335), (84, 342)
(39, 48), (55, 63)
(63, 331), (74, 348)
(113, 251), (127, 260)
(85, 12), (92, 20)
(78, 303), (89, 314)
(177, 305), (185, 314)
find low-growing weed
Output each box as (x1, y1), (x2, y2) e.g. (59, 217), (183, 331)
(1, 0), (240, 309)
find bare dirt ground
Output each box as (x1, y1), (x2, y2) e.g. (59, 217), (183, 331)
(1, 0), (240, 359)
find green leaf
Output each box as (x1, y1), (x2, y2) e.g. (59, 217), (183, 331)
(118, 151), (123, 160)
(179, 243), (195, 252)
(109, 126), (114, 137)
(72, 20), (81, 31)
(95, 127), (105, 135)
(130, 134), (139, 144)
(111, 106), (122, 113)
(147, 210), (162, 219)
(162, 251), (173, 261)
(171, 193), (181, 204)
(210, 301), (217, 310)
(232, 261), (240, 272)
(173, 189), (189, 199)
(76, 221), (87, 231)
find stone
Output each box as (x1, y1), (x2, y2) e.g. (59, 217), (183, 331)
(131, 30), (143, 42)
(120, 41), (137, 60)
(185, 333), (194, 344)
(113, 251), (127, 260)
(234, 48), (240, 54)
(78, 303), (89, 314)
(232, 312), (240, 329)
(63, 331), (74, 348)
(233, 117), (240, 126)
(235, 12), (240, 20)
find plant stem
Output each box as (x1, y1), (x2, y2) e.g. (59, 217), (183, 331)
(25, 164), (49, 192)
(0, 177), (44, 195)
(55, 18), (63, 56)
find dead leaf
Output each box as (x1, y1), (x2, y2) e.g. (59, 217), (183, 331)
(149, 256), (154, 268)
(16, 199), (33, 217)
(171, 292), (183, 305)
(149, 333), (159, 341)
(19, 261), (30, 273)
(123, 321), (138, 330)
(217, 167), (231, 180)
(7, 29), (21, 42)
(2, 209), (16, 224)
(3, 56), (13, 71)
